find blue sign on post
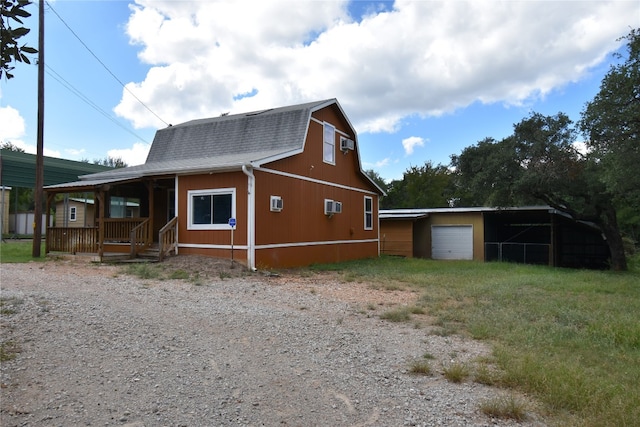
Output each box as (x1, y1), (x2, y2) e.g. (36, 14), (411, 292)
(228, 218), (236, 228)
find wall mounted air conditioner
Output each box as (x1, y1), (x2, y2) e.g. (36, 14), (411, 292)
(270, 196), (283, 212)
(324, 199), (342, 215)
(340, 137), (355, 152)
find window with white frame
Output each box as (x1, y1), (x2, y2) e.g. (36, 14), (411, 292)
(187, 188), (235, 230)
(323, 122), (335, 165)
(69, 206), (77, 221)
(364, 196), (373, 230)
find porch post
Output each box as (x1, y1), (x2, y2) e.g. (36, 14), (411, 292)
(96, 190), (105, 260)
(145, 180), (154, 245)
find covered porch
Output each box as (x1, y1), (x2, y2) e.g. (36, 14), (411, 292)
(45, 176), (178, 262)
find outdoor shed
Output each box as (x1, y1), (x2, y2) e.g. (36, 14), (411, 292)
(380, 207), (610, 269)
(44, 99), (384, 269)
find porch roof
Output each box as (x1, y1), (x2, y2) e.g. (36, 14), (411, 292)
(44, 176), (143, 192)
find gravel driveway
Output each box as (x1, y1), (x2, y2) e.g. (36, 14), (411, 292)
(1, 258), (545, 426)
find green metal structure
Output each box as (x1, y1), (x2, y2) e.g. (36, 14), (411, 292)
(0, 149), (112, 188)
(0, 149), (113, 237)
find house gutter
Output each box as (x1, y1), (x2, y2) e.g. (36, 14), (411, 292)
(242, 164), (256, 271)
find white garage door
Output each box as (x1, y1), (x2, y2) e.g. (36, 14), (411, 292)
(431, 225), (473, 260)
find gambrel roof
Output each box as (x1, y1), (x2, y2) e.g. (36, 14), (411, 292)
(72, 99), (346, 182)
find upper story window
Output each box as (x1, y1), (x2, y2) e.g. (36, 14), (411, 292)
(323, 122), (335, 165)
(187, 188), (236, 230)
(364, 196), (373, 230)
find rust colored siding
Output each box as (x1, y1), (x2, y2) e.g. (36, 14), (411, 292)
(177, 172), (248, 247)
(380, 220), (414, 257)
(253, 170), (379, 268)
(256, 241), (378, 269)
(264, 106), (372, 193)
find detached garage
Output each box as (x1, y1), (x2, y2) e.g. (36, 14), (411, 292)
(379, 207), (610, 269)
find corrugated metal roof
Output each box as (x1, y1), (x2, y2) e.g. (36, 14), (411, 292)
(0, 149), (113, 188)
(380, 206), (559, 219)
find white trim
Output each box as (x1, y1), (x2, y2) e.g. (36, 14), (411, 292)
(179, 243), (249, 250)
(310, 117), (352, 138)
(255, 167), (379, 195)
(323, 122), (336, 165)
(175, 176), (179, 255)
(256, 238), (379, 250)
(187, 187), (236, 230)
(242, 164), (256, 270)
(364, 196), (373, 230)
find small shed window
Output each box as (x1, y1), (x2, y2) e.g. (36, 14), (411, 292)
(364, 196), (373, 230)
(69, 206), (77, 221)
(323, 122), (335, 165)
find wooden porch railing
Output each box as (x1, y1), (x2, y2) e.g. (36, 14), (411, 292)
(47, 217), (171, 261)
(100, 218), (148, 242)
(129, 218), (151, 258)
(47, 227), (98, 253)
(158, 216), (178, 261)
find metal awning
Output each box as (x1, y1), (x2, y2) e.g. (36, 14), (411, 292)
(44, 176), (144, 193)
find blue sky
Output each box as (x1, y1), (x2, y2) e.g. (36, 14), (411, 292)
(1, 0), (638, 182)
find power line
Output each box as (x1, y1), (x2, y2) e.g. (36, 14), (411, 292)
(45, 64), (151, 144)
(44, 0), (170, 127)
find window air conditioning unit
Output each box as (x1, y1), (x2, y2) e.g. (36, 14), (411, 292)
(324, 199), (342, 215)
(270, 196), (283, 212)
(340, 137), (355, 152)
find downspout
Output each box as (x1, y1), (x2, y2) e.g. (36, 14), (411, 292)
(242, 164), (256, 271)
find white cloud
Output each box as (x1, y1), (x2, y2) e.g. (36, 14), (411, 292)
(364, 157), (392, 168)
(0, 106), (26, 143)
(402, 136), (425, 155)
(108, 142), (151, 166)
(115, 0), (637, 135)
(0, 105), (61, 157)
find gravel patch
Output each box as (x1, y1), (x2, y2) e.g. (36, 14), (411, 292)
(1, 258), (547, 426)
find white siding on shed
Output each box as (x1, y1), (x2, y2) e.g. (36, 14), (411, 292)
(431, 225), (473, 260)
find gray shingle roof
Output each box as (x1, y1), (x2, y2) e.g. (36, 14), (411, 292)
(82, 99), (338, 181)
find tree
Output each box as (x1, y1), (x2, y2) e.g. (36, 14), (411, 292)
(382, 161), (452, 209)
(364, 169), (388, 194)
(579, 28), (640, 240)
(452, 112), (628, 270)
(81, 156), (128, 168)
(1, 0), (37, 79)
(1, 141), (25, 151)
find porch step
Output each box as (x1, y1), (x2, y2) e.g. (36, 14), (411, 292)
(138, 246), (160, 260)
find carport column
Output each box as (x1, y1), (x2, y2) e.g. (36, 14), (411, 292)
(242, 164), (255, 271)
(45, 192), (55, 254)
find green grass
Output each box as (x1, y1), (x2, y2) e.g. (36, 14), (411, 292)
(0, 241), (46, 263)
(311, 255), (640, 427)
(479, 394), (528, 421)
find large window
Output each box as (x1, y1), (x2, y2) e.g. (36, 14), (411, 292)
(323, 122), (335, 164)
(188, 188), (235, 230)
(364, 196), (373, 230)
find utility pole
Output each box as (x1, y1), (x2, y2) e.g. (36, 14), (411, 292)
(32, 0), (44, 257)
